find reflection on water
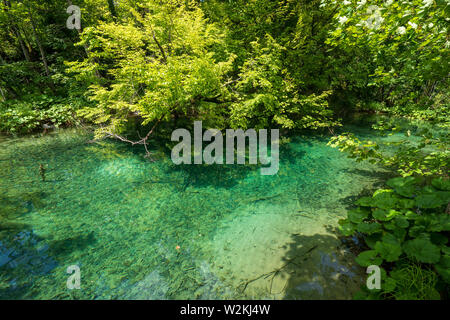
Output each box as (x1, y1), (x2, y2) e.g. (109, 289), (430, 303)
(0, 125), (392, 299)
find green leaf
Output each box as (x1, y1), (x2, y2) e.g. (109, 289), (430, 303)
(374, 233), (402, 262)
(392, 227), (407, 241)
(436, 191), (450, 203)
(371, 209), (388, 221)
(426, 214), (450, 232)
(442, 246), (450, 256)
(403, 237), (441, 264)
(356, 222), (383, 234)
(435, 255), (450, 284)
(355, 250), (383, 267)
(415, 193), (447, 209)
(387, 176), (419, 198)
(394, 216), (409, 228)
(408, 225), (427, 238)
(347, 207), (370, 223)
(365, 233), (383, 249)
(355, 196), (373, 207)
(396, 198), (415, 209)
(338, 220), (356, 236)
(372, 189), (399, 209)
(383, 277), (397, 293)
(431, 178), (450, 191)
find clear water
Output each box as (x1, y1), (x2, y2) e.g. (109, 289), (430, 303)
(0, 122), (393, 300)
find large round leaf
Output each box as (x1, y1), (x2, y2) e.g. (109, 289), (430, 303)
(372, 189), (399, 209)
(387, 176), (420, 198)
(347, 207), (370, 223)
(431, 178), (450, 191)
(403, 238), (441, 264)
(374, 233), (402, 262)
(356, 222), (382, 234)
(415, 193), (447, 209)
(435, 255), (450, 284)
(355, 250), (383, 267)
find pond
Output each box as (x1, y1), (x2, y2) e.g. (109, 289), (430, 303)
(0, 119), (396, 299)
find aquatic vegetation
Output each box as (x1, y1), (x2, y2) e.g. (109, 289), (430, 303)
(332, 123), (449, 300)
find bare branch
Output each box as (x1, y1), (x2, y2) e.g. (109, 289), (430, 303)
(101, 115), (164, 158)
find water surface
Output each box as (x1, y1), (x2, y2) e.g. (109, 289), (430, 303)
(0, 123), (392, 299)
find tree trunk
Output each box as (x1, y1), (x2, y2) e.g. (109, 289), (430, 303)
(28, 11), (50, 77)
(27, 7), (54, 92)
(2, 0), (32, 62)
(13, 26), (32, 62)
(66, 0), (102, 80)
(0, 86), (6, 101)
(107, 0), (117, 18)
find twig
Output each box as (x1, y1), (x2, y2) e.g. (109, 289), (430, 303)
(104, 115), (164, 158)
(239, 245), (318, 294)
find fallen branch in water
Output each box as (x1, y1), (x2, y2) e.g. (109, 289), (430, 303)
(89, 116), (164, 159)
(248, 193), (283, 203)
(239, 245), (318, 294)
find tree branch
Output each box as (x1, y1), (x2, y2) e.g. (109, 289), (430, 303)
(102, 115), (164, 158)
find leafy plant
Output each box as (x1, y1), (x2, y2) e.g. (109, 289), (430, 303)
(0, 95), (86, 134)
(338, 174), (449, 299)
(328, 123), (449, 177)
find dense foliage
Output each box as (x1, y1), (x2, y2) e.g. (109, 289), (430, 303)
(330, 122), (449, 299)
(2, 0), (447, 136)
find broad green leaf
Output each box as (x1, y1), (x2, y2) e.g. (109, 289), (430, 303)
(372, 208), (388, 221)
(374, 233), (402, 262)
(394, 216), (409, 228)
(347, 207), (370, 223)
(383, 277), (397, 293)
(431, 178), (450, 191)
(403, 237), (441, 264)
(415, 193), (447, 209)
(372, 189), (399, 209)
(396, 198), (415, 209)
(435, 255), (450, 284)
(356, 222), (382, 234)
(355, 196), (373, 207)
(408, 225), (427, 238)
(355, 250), (382, 267)
(365, 233), (383, 249)
(338, 220), (356, 236)
(386, 176), (419, 198)
(426, 214), (450, 232)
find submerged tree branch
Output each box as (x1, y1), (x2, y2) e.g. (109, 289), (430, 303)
(99, 115), (164, 158)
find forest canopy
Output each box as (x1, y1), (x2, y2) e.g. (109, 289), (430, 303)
(0, 0), (448, 136)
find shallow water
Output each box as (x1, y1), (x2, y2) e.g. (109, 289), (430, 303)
(0, 123), (394, 300)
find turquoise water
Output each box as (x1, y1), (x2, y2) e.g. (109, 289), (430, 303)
(0, 123), (392, 300)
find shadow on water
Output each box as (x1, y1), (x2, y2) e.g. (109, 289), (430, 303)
(336, 168), (393, 209)
(0, 225), (96, 299)
(47, 232), (97, 257)
(0, 229), (57, 299)
(166, 162), (256, 190)
(341, 168), (391, 180)
(279, 144), (307, 165)
(337, 177), (388, 210)
(277, 226), (364, 300)
(164, 142), (307, 190)
(0, 191), (47, 220)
